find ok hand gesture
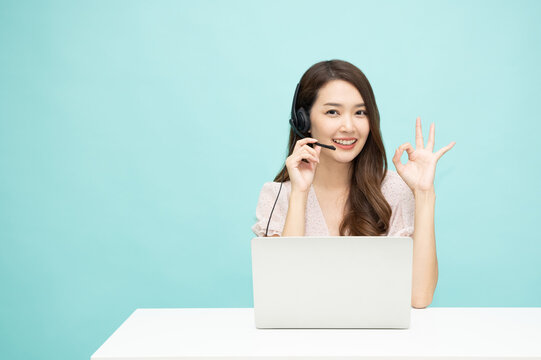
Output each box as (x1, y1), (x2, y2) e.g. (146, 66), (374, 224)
(392, 117), (456, 192)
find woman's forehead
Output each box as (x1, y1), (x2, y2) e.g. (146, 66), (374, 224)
(315, 80), (364, 105)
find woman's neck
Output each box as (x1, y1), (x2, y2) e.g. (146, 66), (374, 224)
(313, 158), (352, 192)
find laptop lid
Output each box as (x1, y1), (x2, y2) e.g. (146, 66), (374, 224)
(251, 236), (413, 329)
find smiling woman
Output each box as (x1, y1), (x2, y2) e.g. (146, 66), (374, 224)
(254, 59), (394, 237)
(251, 59), (456, 308)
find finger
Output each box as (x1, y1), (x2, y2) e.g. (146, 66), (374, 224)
(295, 137), (318, 151)
(399, 142), (415, 160)
(415, 117), (424, 150)
(434, 141), (456, 160)
(426, 122), (435, 152)
(302, 144), (317, 157)
(300, 148), (319, 163)
(392, 147), (405, 173)
(296, 153), (319, 164)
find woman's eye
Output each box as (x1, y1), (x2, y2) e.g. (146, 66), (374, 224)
(326, 109), (367, 116)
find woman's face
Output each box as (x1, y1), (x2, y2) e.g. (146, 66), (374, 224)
(308, 79), (371, 163)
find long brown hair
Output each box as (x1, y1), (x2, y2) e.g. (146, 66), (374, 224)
(273, 59), (392, 236)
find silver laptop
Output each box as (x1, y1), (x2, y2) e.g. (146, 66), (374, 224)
(251, 236), (413, 329)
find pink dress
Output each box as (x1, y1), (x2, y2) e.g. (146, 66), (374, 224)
(251, 169), (415, 237)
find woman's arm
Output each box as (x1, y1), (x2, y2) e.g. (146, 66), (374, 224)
(266, 189), (309, 237)
(411, 187), (438, 308)
(392, 117), (455, 308)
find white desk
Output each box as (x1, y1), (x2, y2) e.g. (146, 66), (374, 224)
(91, 307), (541, 359)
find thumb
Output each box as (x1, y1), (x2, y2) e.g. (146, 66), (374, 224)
(392, 147), (405, 173)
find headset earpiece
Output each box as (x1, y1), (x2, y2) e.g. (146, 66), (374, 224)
(290, 82), (335, 150)
(295, 107), (311, 134)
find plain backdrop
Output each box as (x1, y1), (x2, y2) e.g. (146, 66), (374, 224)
(1, 0), (540, 359)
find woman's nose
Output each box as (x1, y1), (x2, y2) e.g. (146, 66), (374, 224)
(340, 115), (354, 131)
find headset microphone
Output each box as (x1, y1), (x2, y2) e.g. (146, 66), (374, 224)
(288, 119), (336, 150)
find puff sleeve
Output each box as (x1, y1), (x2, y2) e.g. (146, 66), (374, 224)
(251, 182), (288, 237)
(386, 174), (415, 237)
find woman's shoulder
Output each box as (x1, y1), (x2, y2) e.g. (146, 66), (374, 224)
(260, 180), (291, 193)
(257, 180), (292, 203)
(252, 180), (293, 237)
(381, 169), (413, 204)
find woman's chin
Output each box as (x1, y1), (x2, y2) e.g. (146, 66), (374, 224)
(333, 153), (359, 163)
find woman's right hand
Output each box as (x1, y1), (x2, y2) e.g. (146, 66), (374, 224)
(285, 138), (322, 194)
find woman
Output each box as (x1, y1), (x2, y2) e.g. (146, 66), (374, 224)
(251, 59), (455, 307)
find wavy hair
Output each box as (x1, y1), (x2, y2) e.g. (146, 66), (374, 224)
(273, 59), (392, 236)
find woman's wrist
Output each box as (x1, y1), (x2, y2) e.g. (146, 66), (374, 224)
(290, 188), (310, 201)
(283, 188), (309, 237)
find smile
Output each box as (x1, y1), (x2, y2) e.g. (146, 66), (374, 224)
(332, 139), (357, 145)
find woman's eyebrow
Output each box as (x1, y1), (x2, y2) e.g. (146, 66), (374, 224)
(323, 102), (365, 107)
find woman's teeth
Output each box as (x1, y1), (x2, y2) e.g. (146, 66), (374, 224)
(333, 139), (357, 145)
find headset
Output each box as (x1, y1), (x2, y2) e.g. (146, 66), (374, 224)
(264, 82), (337, 236)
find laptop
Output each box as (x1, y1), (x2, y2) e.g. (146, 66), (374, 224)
(251, 236), (413, 329)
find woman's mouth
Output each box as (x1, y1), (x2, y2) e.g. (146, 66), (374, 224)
(332, 138), (357, 150)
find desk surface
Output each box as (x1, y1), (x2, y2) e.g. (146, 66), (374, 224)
(91, 307), (541, 359)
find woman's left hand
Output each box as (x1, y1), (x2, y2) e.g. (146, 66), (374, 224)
(392, 117), (456, 193)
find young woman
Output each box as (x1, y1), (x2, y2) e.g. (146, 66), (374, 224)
(251, 59), (455, 307)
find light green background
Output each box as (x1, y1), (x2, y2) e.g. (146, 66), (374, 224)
(1, 0), (540, 359)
